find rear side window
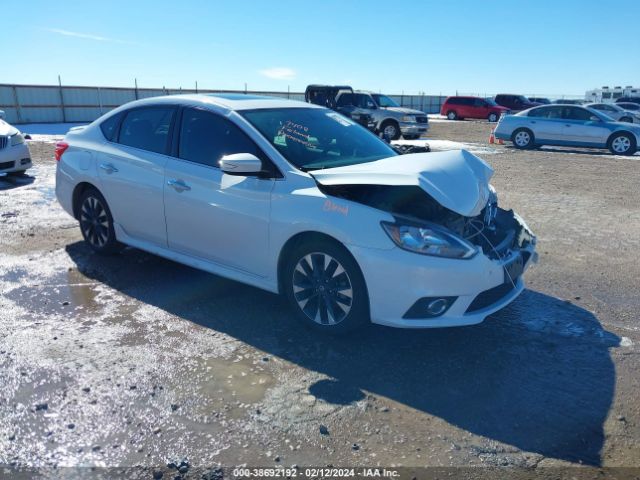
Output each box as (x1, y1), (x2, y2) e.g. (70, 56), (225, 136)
(336, 93), (354, 107)
(563, 107), (593, 121)
(100, 112), (123, 141)
(178, 108), (264, 167)
(119, 107), (175, 154)
(447, 97), (461, 105)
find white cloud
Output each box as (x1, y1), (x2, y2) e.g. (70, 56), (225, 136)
(259, 67), (296, 81)
(46, 28), (133, 45)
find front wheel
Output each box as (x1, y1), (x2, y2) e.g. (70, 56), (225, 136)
(78, 188), (122, 254)
(284, 239), (369, 334)
(380, 121), (401, 140)
(608, 132), (636, 156)
(488, 112), (498, 122)
(446, 110), (458, 120)
(512, 128), (535, 149)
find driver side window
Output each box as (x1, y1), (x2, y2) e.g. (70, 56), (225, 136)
(178, 108), (265, 168)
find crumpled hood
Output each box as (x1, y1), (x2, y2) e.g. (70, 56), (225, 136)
(0, 119), (19, 137)
(383, 107), (426, 116)
(310, 149), (494, 217)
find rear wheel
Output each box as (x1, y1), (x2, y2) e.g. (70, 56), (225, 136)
(488, 112), (498, 122)
(446, 110), (458, 120)
(608, 132), (636, 156)
(77, 188), (122, 254)
(283, 239), (369, 334)
(512, 128), (535, 149)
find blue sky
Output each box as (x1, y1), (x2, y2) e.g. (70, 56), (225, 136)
(3, 0), (639, 95)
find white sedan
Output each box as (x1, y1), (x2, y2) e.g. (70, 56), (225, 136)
(55, 94), (537, 333)
(0, 118), (32, 176)
(586, 103), (640, 123)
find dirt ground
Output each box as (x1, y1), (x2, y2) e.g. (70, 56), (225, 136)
(1, 120), (639, 478)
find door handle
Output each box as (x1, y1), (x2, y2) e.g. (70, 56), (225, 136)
(99, 163), (118, 174)
(565, 124), (571, 127)
(167, 179), (191, 192)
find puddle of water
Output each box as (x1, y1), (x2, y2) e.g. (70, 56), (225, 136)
(171, 355), (275, 419)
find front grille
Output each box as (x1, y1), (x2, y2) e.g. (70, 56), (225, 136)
(0, 160), (15, 170)
(466, 280), (517, 313)
(416, 116), (428, 124)
(0, 136), (7, 149)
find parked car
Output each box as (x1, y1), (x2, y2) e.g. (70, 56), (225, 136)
(615, 97), (640, 105)
(615, 102), (640, 112)
(528, 97), (551, 104)
(305, 85), (376, 132)
(494, 105), (640, 155)
(0, 110), (5, 119)
(440, 96), (509, 122)
(0, 118), (32, 176)
(55, 94), (536, 333)
(334, 90), (428, 140)
(552, 99), (585, 105)
(494, 94), (541, 111)
(585, 103), (640, 123)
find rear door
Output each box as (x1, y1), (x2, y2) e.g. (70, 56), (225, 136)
(163, 107), (275, 276)
(96, 105), (176, 246)
(523, 106), (565, 142)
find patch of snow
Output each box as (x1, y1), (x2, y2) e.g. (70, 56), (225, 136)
(19, 123), (89, 143)
(392, 138), (499, 155)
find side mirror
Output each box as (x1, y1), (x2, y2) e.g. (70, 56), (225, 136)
(219, 153), (263, 176)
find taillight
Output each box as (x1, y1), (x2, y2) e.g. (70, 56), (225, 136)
(55, 142), (69, 162)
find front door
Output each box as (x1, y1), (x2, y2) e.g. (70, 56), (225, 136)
(163, 107), (275, 276)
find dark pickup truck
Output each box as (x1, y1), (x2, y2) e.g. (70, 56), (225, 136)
(305, 85), (376, 132)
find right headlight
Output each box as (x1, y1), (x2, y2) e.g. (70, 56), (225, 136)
(381, 221), (477, 259)
(401, 115), (416, 122)
(10, 133), (24, 146)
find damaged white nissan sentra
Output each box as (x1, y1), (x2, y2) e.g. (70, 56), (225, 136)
(56, 94), (537, 333)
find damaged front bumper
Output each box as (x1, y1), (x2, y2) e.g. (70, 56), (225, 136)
(349, 210), (537, 328)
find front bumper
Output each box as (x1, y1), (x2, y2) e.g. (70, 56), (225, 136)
(0, 142), (32, 174)
(399, 122), (429, 136)
(349, 216), (537, 328)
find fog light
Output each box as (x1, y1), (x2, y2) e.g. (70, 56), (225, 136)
(426, 298), (449, 316)
(21, 158), (31, 165)
(403, 296), (457, 319)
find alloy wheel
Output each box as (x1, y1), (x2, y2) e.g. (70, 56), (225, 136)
(292, 252), (353, 325)
(80, 196), (109, 248)
(383, 124), (398, 139)
(514, 131), (530, 147)
(612, 136), (631, 153)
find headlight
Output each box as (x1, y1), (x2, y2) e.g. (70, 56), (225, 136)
(381, 221), (477, 259)
(10, 133), (24, 146)
(401, 115), (416, 122)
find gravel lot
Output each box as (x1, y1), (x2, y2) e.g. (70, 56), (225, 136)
(1, 120), (639, 476)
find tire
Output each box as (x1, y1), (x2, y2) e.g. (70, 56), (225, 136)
(620, 116), (633, 123)
(488, 112), (498, 122)
(77, 188), (122, 254)
(446, 110), (458, 120)
(380, 120), (401, 140)
(283, 238), (370, 334)
(512, 128), (535, 149)
(608, 132), (636, 156)
(8, 170), (27, 176)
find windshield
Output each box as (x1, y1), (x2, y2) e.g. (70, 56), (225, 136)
(371, 94), (400, 108)
(241, 108), (397, 171)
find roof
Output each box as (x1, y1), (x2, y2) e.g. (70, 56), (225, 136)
(119, 93), (318, 112)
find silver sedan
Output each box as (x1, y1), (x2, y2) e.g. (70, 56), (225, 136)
(494, 105), (640, 155)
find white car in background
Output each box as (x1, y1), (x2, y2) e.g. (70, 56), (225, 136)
(55, 94), (536, 333)
(586, 103), (640, 123)
(0, 118), (32, 176)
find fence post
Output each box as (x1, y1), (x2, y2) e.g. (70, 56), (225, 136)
(134, 78), (139, 100)
(97, 87), (103, 115)
(58, 75), (67, 123)
(12, 85), (23, 123)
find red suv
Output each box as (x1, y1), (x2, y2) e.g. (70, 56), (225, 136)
(440, 96), (509, 122)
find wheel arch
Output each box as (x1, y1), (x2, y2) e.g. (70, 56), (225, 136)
(71, 181), (102, 219)
(606, 130), (635, 148)
(276, 231), (364, 296)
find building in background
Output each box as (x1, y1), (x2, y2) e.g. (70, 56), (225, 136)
(585, 86), (640, 103)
